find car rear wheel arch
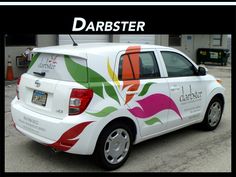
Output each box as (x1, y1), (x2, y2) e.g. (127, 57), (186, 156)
(92, 117), (137, 170)
(96, 117), (137, 145)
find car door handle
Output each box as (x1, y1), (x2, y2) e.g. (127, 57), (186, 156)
(126, 91), (139, 95)
(170, 85), (180, 91)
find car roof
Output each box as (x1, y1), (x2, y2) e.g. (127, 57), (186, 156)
(32, 43), (173, 58)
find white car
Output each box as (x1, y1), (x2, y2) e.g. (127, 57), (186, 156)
(11, 43), (225, 170)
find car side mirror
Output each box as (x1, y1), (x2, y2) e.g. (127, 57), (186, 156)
(198, 66), (206, 76)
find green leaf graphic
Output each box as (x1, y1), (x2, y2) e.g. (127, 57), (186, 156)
(104, 82), (120, 104)
(86, 106), (117, 117)
(139, 82), (155, 96)
(64, 55), (120, 104)
(28, 53), (40, 69)
(144, 117), (163, 125)
(64, 55), (89, 88)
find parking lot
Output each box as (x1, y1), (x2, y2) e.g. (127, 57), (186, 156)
(4, 64), (231, 172)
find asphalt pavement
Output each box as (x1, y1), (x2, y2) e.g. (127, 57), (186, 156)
(4, 64), (231, 172)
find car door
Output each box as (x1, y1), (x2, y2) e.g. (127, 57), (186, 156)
(114, 47), (170, 137)
(159, 50), (207, 128)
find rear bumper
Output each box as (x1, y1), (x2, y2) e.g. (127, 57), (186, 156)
(11, 97), (96, 155)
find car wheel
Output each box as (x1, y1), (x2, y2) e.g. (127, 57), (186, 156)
(94, 122), (133, 170)
(200, 97), (223, 131)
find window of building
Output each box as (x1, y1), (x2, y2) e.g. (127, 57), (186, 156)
(118, 52), (160, 80)
(6, 34), (36, 46)
(161, 51), (197, 77)
(212, 34), (222, 46)
(169, 35), (182, 46)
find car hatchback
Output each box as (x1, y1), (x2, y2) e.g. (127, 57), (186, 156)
(11, 43), (225, 170)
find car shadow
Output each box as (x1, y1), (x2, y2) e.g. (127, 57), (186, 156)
(24, 140), (102, 172)
(22, 124), (209, 172)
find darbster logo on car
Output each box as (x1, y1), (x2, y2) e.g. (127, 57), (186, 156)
(38, 55), (58, 70)
(179, 85), (202, 103)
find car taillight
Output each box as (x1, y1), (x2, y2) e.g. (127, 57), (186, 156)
(216, 78), (223, 84)
(69, 89), (93, 115)
(16, 76), (21, 99)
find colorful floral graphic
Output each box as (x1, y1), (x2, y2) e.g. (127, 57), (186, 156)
(28, 53), (40, 69)
(48, 121), (93, 151)
(128, 93), (183, 119)
(86, 106), (117, 117)
(64, 55), (120, 104)
(64, 46), (182, 126)
(144, 117), (163, 125)
(107, 59), (120, 89)
(138, 82), (155, 96)
(122, 46), (141, 104)
(29, 48), (183, 152)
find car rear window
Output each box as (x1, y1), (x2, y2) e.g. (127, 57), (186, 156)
(27, 53), (88, 82)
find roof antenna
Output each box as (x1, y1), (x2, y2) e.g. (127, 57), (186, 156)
(69, 34), (78, 46)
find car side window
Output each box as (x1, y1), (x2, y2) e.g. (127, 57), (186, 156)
(161, 51), (197, 77)
(118, 52), (160, 80)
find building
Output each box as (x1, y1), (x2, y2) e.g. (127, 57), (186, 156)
(227, 35), (231, 64)
(5, 34), (229, 79)
(5, 35), (57, 79)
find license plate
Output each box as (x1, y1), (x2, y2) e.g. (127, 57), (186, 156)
(32, 90), (48, 106)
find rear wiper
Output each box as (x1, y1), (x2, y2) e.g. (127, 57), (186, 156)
(33, 72), (46, 77)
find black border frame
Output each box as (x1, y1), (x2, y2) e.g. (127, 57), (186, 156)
(1, 4), (235, 176)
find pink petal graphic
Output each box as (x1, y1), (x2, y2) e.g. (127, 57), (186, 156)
(48, 121), (93, 151)
(128, 93), (182, 119)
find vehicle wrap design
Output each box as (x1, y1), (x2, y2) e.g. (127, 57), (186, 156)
(64, 55), (120, 104)
(28, 53), (41, 69)
(122, 46), (141, 104)
(128, 93), (183, 119)
(63, 46), (182, 125)
(27, 46), (183, 151)
(48, 121), (93, 151)
(86, 106), (118, 117)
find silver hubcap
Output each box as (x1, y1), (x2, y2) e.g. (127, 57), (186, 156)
(104, 128), (130, 164)
(208, 101), (222, 127)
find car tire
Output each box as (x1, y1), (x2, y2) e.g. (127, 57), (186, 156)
(199, 97), (223, 131)
(93, 122), (133, 170)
